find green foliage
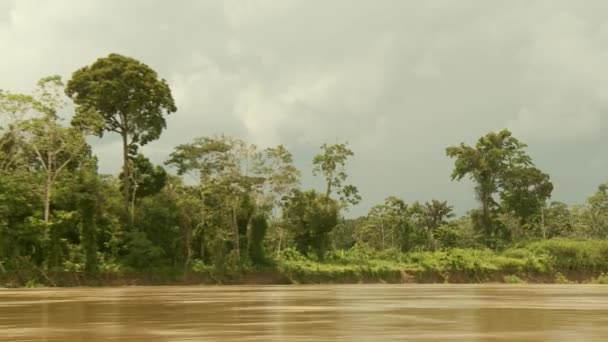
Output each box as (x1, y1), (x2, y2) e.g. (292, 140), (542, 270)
(122, 153), (167, 199)
(357, 196), (412, 251)
(190, 259), (213, 273)
(122, 231), (164, 270)
(1, 77), (89, 224)
(74, 158), (100, 273)
(542, 202), (573, 238)
(2, 65), (608, 286)
(522, 239), (608, 272)
(312, 142), (361, 208)
(446, 129), (553, 248)
(503, 274), (525, 284)
(569, 184), (608, 239)
(594, 273), (608, 284)
(434, 218), (480, 249)
(554, 272), (572, 284)
(274, 239), (608, 284)
(249, 213), (269, 265)
(66, 53), (177, 212)
(66, 53), (177, 144)
(283, 190), (339, 260)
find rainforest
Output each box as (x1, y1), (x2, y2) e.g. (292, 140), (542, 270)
(2, 53), (608, 287)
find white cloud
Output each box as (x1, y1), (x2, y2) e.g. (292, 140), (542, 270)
(2, 0), (608, 215)
(221, 0), (299, 29)
(509, 10), (608, 141)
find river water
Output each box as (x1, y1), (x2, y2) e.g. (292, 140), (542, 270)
(1, 284), (607, 341)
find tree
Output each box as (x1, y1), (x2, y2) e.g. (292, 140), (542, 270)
(330, 217), (364, 250)
(162, 176), (201, 269)
(282, 189), (339, 260)
(413, 200), (455, 249)
(312, 142), (361, 208)
(1, 76), (88, 224)
(446, 129), (552, 248)
(249, 213), (269, 265)
(166, 136), (266, 266)
(259, 145), (300, 255)
(541, 201), (573, 239)
(580, 183), (608, 239)
(260, 145), (301, 210)
(500, 166), (553, 226)
(18, 117), (88, 224)
(0, 170), (40, 267)
(434, 216), (480, 249)
(356, 196), (411, 251)
(120, 153), (167, 224)
(0, 89), (37, 174)
(65, 53), (177, 214)
(74, 157), (101, 273)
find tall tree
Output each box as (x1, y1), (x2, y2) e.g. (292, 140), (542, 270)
(312, 142), (361, 208)
(1, 76), (88, 224)
(259, 145), (301, 254)
(166, 136), (265, 265)
(500, 166), (553, 226)
(446, 129), (552, 247)
(260, 145), (301, 209)
(65, 53), (177, 214)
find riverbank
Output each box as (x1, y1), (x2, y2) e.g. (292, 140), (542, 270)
(3, 239), (608, 287)
(2, 267), (607, 287)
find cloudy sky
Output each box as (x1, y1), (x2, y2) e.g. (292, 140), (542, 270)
(2, 0), (608, 216)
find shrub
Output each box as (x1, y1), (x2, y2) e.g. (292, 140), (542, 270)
(595, 273), (608, 284)
(503, 275), (525, 284)
(554, 272), (572, 284)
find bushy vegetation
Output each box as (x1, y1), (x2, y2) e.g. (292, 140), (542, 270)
(2, 53), (608, 286)
(274, 239), (608, 284)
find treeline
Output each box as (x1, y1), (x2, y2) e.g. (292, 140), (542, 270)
(1, 53), (607, 280)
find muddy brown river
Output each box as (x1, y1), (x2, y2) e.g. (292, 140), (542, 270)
(1, 284), (607, 341)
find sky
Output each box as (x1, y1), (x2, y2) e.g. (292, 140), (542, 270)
(1, 0), (608, 216)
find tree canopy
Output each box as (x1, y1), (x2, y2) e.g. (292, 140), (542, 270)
(66, 53), (176, 213)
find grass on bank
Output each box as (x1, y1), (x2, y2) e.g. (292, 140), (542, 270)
(277, 238), (608, 284)
(3, 238), (608, 286)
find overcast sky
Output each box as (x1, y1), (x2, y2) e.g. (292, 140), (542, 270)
(2, 0), (608, 216)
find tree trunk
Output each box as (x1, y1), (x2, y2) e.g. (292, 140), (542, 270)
(381, 222), (385, 250)
(184, 222), (192, 271)
(480, 189), (493, 247)
(325, 171), (333, 207)
(81, 197), (98, 273)
(541, 205), (546, 240)
(198, 185), (206, 262)
(44, 151), (53, 224)
(246, 210), (254, 262)
(130, 183), (137, 226)
(232, 206), (240, 263)
(121, 132), (130, 215)
(277, 227), (283, 256)
(44, 172), (52, 224)
(325, 178), (332, 199)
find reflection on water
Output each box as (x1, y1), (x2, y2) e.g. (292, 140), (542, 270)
(1, 284), (607, 341)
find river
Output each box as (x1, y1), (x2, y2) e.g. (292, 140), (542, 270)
(1, 284), (607, 341)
